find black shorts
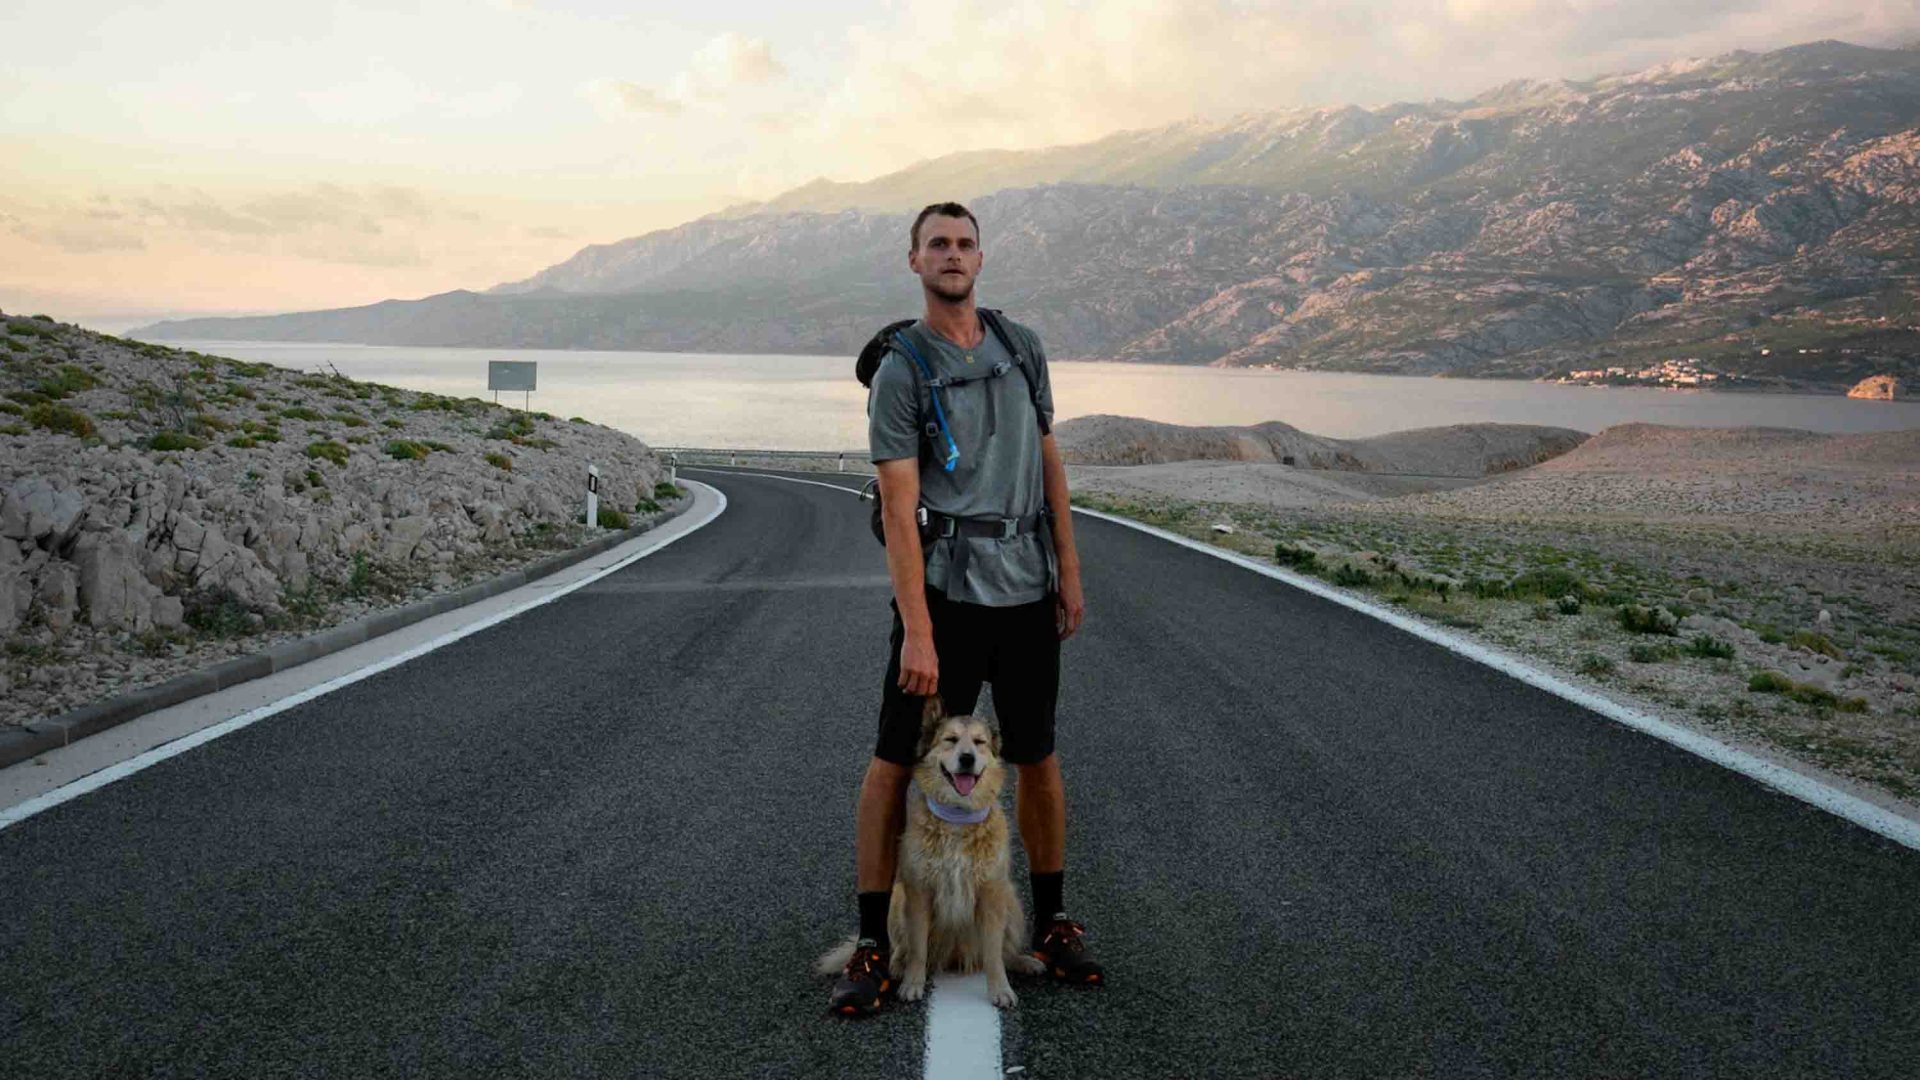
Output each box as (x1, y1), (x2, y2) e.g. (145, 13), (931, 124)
(877, 588), (1060, 767)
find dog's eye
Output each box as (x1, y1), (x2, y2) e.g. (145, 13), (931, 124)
(942, 736), (957, 744)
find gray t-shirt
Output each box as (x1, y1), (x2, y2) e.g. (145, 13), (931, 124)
(867, 315), (1056, 607)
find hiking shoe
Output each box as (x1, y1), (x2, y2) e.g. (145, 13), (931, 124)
(1033, 917), (1105, 986)
(829, 939), (894, 1017)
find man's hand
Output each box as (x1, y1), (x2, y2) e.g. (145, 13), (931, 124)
(899, 633), (939, 696)
(1055, 573), (1085, 641)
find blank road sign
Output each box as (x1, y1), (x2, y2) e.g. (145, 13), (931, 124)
(489, 361), (537, 392)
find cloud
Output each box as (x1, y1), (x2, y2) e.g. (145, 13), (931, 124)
(774, 0), (1920, 185)
(2, 210), (146, 254)
(587, 31), (786, 117)
(4, 184), (470, 266)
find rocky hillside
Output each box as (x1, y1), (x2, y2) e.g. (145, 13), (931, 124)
(1056, 415), (1587, 476)
(141, 41), (1920, 387)
(0, 311), (674, 725)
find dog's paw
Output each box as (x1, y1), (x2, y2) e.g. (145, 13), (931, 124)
(1009, 953), (1046, 976)
(898, 976), (927, 1003)
(987, 982), (1019, 1009)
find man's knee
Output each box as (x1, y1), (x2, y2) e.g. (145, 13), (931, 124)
(1014, 753), (1062, 788)
(862, 756), (913, 797)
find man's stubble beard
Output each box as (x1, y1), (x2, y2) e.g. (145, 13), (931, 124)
(927, 277), (974, 303)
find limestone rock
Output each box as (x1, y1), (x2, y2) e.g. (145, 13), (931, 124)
(34, 562), (79, 633)
(1847, 375), (1902, 400)
(73, 532), (162, 633)
(384, 515), (431, 562)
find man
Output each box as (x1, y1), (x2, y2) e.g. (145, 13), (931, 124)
(830, 202), (1103, 1017)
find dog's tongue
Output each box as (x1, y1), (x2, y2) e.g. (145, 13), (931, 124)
(951, 772), (978, 796)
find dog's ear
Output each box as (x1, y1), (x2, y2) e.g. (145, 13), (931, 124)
(916, 695), (946, 762)
(984, 716), (1003, 759)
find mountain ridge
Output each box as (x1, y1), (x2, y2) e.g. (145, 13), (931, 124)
(139, 39), (1920, 387)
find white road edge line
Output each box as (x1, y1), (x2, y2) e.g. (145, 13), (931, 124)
(1075, 506), (1920, 855)
(689, 469), (1006, 1080)
(0, 481), (729, 833)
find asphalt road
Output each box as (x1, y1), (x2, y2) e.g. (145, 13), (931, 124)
(4, 468), (1918, 1078)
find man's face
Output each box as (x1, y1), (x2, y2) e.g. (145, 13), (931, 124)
(908, 214), (982, 303)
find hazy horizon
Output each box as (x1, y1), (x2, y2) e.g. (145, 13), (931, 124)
(4, 1), (1916, 326)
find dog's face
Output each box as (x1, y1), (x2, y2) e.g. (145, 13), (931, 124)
(914, 712), (1005, 811)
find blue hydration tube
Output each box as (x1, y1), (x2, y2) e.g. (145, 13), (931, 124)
(890, 331), (961, 472)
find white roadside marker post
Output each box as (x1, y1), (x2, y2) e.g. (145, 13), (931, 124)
(586, 464), (600, 528)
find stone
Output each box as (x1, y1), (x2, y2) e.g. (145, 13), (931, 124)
(152, 594), (184, 629)
(384, 515), (431, 561)
(1685, 586), (1713, 604)
(1847, 374), (1902, 400)
(73, 532), (158, 633)
(1816, 610), (1832, 629)
(34, 562), (79, 633)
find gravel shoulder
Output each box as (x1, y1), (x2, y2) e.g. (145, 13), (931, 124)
(2, 312), (680, 731)
(1069, 424), (1920, 810)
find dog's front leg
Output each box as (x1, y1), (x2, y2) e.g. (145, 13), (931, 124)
(980, 879), (1018, 1009)
(897, 883), (933, 1003)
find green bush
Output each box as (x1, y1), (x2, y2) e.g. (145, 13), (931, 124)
(1507, 568), (1582, 599)
(1837, 697), (1870, 714)
(1685, 635), (1736, 659)
(281, 406), (325, 421)
(383, 418), (407, 429)
(148, 431), (206, 451)
(1789, 630), (1844, 660)
(1628, 642), (1672, 663)
(1555, 594), (1582, 615)
(332, 411), (367, 427)
(484, 451), (512, 471)
(227, 436), (258, 449)
(1748, 671), (1795, 693)
(1273, 544), (1318, 572)
(597, 506), (630, 529)
(183, 587), (255, 638)
(25, 402), (96, 438)
(487, 413), (538, 441)
(653, 481), (682, 500)
(1578, 654), (1616, 676)
(385, 440), (434, 461)
(1617, 604), (1679, 636)
(36, 364), (98, 399)
(305, 440), (350, 466)
(1331, 564), (1374, 588)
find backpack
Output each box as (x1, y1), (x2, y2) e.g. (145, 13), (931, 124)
(855, 309), (1052, 545)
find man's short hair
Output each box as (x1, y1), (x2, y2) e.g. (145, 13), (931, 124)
(910, 202), (979, 251)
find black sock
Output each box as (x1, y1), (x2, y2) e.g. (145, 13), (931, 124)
(1030, 871), (1065, 943)
(858, 890), (892, 953)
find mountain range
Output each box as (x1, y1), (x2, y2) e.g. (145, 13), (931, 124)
(139, 39), (1920, 387)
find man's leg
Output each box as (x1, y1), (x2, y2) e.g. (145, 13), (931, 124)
(857, 756), (913, 894)
(1014, 755), (1066, 877)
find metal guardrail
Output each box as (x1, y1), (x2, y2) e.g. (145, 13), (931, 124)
(656, 447), (876, 475)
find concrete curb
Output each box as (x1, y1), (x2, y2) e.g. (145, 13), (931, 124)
(0, 499), (694, 771)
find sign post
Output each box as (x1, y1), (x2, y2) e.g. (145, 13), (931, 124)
(586, 464), (600, 528)
(488, 361), (537, 411)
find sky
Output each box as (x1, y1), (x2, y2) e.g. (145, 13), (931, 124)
(2, 0), (1914, 323)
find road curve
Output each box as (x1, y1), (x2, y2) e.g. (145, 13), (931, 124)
(3, 468), (1918, 1078)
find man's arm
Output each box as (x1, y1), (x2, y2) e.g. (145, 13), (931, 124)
(1040, 432), (1084, 640)
(877, 457), (939, 695)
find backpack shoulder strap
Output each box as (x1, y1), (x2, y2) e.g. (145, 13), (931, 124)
(890, 323), (960, 472)
(978, 308), (1051, 435)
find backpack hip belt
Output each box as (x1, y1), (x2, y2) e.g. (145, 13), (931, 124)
(929, 510), (1044, 540)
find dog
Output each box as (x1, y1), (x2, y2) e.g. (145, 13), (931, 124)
(819, 698), (1045, 1008)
